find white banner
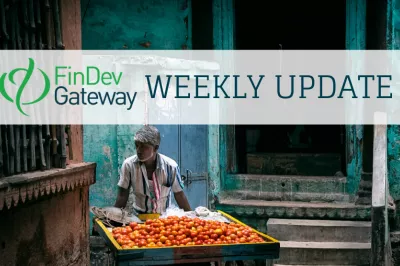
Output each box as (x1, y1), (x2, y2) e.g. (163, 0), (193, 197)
(0, 50), (399, 125)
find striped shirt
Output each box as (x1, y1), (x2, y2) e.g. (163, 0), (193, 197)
(117, 153), (184, 214)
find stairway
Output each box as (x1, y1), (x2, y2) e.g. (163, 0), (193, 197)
(217, 149), (373, 265)
(219, 175), (370, 223)
(268, 219), (371, 265)
(216, 173), (373, 265)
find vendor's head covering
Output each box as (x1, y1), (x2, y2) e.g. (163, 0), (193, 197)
(134, 125), (161, 147)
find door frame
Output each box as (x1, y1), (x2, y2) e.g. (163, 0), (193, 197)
(208, 0), (366, 206)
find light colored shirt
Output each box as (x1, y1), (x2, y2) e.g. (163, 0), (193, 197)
(117, 153), (184, 214)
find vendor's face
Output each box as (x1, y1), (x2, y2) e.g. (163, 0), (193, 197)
(135, 141), (157, 162)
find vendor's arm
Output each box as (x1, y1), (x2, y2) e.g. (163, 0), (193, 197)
(114, 160), (131, 208)
(172, 166), (192, 211)
(115, 187), (129, 208)
(174, 191), (191, 211)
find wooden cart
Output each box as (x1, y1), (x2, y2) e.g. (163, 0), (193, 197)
(94, 211), (280, 266)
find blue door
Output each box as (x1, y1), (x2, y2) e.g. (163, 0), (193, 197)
(157, 125), (208, 210)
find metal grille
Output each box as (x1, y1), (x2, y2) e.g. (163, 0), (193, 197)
(0, 0), (67, 178)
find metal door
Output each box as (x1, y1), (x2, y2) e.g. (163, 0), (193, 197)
(157, 125), (208, 210)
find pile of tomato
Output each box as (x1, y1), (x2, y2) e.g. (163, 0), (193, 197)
(111, 215), (266, 249)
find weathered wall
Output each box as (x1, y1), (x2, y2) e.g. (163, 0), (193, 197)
(388, 126), (400, 201)
(388, 0), (400, 202)
(0, 187), (90, 266)
(81, 0), (190, 229)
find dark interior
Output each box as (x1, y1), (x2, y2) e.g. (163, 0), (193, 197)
(234, 0), (348, 175)
(235, 0), (347, 50)
(191, 0), (349, 175)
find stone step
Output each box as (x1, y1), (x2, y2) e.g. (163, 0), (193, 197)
(247, 152), (343, 176)
(216, 200), (371, 221)
(274, 264), (362, 266)
(221, 190), (350, 203)
(224, 174), (347, 194)
(274, 263), (362, 266)
(277, 241), (370, 265)
(267, 219), (371, 242)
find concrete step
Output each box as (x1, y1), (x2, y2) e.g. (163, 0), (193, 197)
(267, 219), (371, 242)
(222, 190), (350, 203)
(274, 263), (362, 266)
(277, 241), (371, 265)
(246, 152), (343, 176)
(224, 174), (347, 194)
(274, 264), (363, 266)
(216, 200), (371, 221)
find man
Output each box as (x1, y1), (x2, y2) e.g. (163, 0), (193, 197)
(114, 125), (191, 214)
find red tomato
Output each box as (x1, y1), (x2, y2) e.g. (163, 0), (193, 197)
(239, 237), (246, 243)
(210, 234), (218, 240)
(214, 229), (223, 236)
(129, 222), (138, 228)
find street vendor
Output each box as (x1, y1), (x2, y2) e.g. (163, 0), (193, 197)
(114, 125), (192, 214)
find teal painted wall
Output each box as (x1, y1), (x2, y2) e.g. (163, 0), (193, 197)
(81, 0), (190, 231)
(388, 0), (400, 201)
(345, 0), (366, 195)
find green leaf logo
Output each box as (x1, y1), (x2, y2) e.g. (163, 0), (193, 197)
(0, 58), (50, 116)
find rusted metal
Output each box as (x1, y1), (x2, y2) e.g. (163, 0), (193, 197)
(35, 0), (42, 49)
(9, 2), (16, 49)
(45, 125), (51, 169)
(51, 125), (59, 167)
(0, 0), (8, 48)
(30, 125), (36, 170)
(20, 0), (29, 49)
(28, 0), (36, 48)
(22, 125), (28, 172)
(21, 0), (29, 27)
(15, 125), (21, 173)
(43, 0), (53, 49)
(3, 126), (9, 175)
(15, 4), (22, 50)
(38, 125), (46, 169)
(60, 125), (66, 168)
(0, 0), (67, 177)
(8, 126), (15, 175)
(52, 0), (64, 49)
(66, 125), (73, 160)
(36, 0), (42, 25)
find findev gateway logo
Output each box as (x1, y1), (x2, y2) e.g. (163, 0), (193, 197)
(0, 58), (50, 116)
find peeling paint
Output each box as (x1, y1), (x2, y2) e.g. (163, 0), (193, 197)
(209, 0), (235, 207)
(346, 126), (363, 196)
(102, 146), (112, 162)
(387, 1), (400, 202)
(388, 126), (400, 200)
(345, 0), (366, 195)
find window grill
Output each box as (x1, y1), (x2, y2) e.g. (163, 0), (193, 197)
(0, 0), (67, 178)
